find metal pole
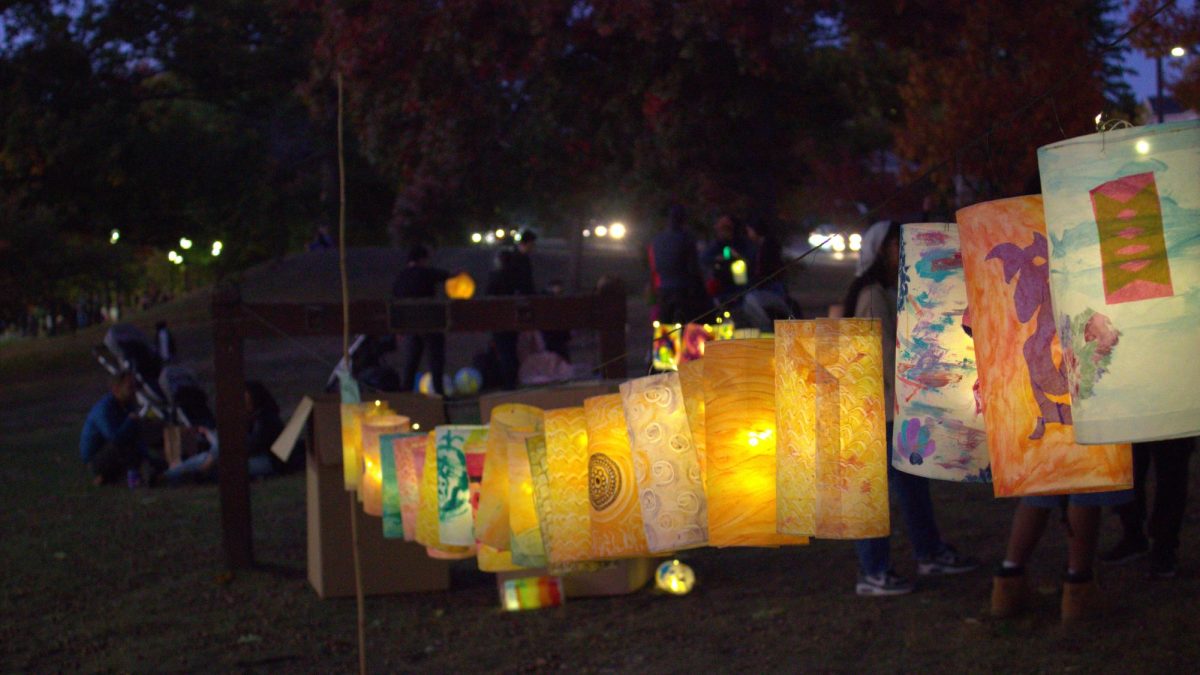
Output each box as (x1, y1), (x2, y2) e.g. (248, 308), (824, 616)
(1157, 55), (1165, 124)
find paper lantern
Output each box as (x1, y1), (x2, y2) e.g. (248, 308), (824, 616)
(957, 196), (1132, 496)
(393, 433), (428, 541)
(415, 432), (475, 559)
(433, 424), (488, 546)
(892, 223), (990, 482)
(584, 394), (650, 558)
(676, 359), (707, 483)
(360, 414), (411, 516)
(655, 559), (696, 595)
(445, 272), (476, 299)
(703, 338), (806, 546)
(1038, 121), (1200, 443)
(379, 432), (422, 539)
(477, 545), (522, 573)
(475, 417), (512, 551)
(652, 321), (682, 371)
(541, 407), (593, 565)
(619, 373), (708, 553)
(493, 404), (547, 568)
(339, 402), (371, 491)
(775, 321), (890, 539)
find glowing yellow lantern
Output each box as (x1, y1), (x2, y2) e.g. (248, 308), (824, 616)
(619, 373), (708, 553)
(360, 414), (411, 516)
(774, 321), (818, 536)
(393, 433), (428, 541)
(380, 432), (422, 539)
(494, 404), (547, 568)
(445, 272), (476, 300)
(475, 414), (512, 551)
(703, 338), (806, 547)
(541, 407), (593, 565)
(415, 431), (475, 559)
(957, 195), (1132, 496)
(655, 559), (696, 595)
(339, 402), (372, 491)
(584, 394), (649, 558)
(676, 359), (707, 484)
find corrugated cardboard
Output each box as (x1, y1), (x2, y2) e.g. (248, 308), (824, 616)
(306, 391), (450, 597)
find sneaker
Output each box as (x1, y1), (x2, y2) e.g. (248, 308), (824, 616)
(1099, 537), (1149, 565)
(1149, 549), (1177, 579)
(918, 545), (980, 576)
(856, 570), (914, 596)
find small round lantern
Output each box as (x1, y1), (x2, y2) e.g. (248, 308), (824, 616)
(445, 272), (476, 299)
(655, 559), (696, 595)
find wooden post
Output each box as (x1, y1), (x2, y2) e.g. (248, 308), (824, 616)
(212, 284), (253, 569)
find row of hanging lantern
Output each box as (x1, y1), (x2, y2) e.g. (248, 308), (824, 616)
(335, 119), (1196, 570)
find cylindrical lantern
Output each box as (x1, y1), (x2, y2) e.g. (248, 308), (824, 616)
(433, 425), (489, 546)
(703, 339), (806, 546)
(380, 432), (421, 539)
(494, 404), (547, 568)
(339, 402), (371, 491)
(360, 414), (411, 516)
(542, 407), (593, 565)
(393, 433), (428, 541)
(475, 416), (512, 551)
(677, 359), (707, 484)
(957, 196), (1132, 496)
(584, 394), (650, 558)
(415, 431), (475, 559)
(775, 321), (890, 539)
(619, 373), (708, 553)
(1038, 120), (1200, 443)
(893, 223), (990, 482)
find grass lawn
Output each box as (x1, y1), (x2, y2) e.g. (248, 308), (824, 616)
(3, 294), (1199, 672)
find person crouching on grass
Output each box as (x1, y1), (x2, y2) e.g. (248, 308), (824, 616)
(79, 371), (151, 487)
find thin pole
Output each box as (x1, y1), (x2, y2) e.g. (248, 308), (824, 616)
(337, 71), (368, 675)
(1156, 55), (1165, 124)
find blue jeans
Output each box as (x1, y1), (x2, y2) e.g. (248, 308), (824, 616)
(163, 450), (276, 485)
(855, 422), (944, 575)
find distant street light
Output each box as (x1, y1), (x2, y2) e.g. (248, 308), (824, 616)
(471, 232), (483, 243)
(849, 233), (863, 252)
(109, 229), (120, 244)
(1171, 45), (1186, 58)
(1156, 46), (1189, 123)
(609, 222), (627, 239)
(180, 237), (193, 250)
(211, 240), (223, 256)
(582, 229), (592, 237)
(594, 224), (608, 237)
(495, 228), (506, 239)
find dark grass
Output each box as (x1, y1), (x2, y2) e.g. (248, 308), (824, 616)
(4, 300), (1200, 672)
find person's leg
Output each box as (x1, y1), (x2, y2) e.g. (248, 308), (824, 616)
(1147, 438), (1193, 554)
(401, 334), (425, 392)
(1062, 503), (1103, 622)
(890, 465), (943, 560)
(854, 537), (892, 577)
(428, 333), (446, 396)
(991, 500), (1052, 618)
(1116, 442), (1151, 540)
(162, 450), (215, 485)
(247, 454), (277, 479)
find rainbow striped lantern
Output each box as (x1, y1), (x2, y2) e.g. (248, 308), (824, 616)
(775, 320), (889, 539)
(433, 424), (489, 546)
(541, 407), (594, 567)
(360, 414), (411, 516)
(584, 394), (650, 558)
(619, 372), (708, 553)
(958, 196), (1131, 496)
(1038, 120), (1200, 443)
(892, 223), (990, 482)
(703, 338), (806, 547)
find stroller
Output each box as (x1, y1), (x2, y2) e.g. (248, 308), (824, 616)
(94, 324), (216, 428)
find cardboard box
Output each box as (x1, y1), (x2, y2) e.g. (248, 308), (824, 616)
(309, 392), (446, 465)
(478, 380), (622, 422)
(306, 391), (450, 597)
(306, 457), (451, 598)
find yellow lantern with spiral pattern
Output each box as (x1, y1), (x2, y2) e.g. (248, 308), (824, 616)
(584, 394), (649, 558)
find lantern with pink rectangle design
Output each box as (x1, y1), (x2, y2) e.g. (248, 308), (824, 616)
(1038, 120), (1200, 443)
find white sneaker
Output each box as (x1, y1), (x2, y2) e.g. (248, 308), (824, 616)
(856, 570), (914, 596)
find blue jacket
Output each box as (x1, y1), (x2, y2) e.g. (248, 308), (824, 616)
(79, 394), (139, 463)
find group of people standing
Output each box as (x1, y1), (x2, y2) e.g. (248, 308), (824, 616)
(648, 206), (791, 332)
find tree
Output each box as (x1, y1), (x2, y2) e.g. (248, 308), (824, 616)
(1128, 0), (1200, 112)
